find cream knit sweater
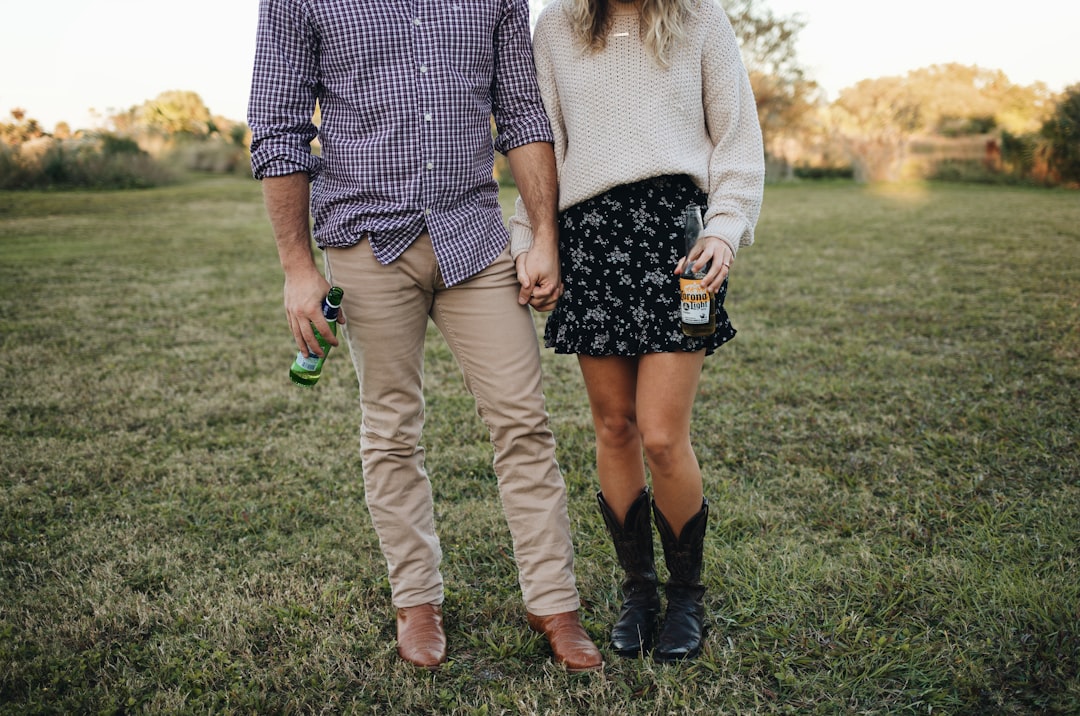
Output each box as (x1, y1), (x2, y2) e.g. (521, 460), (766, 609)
(509, 0), (764, 258)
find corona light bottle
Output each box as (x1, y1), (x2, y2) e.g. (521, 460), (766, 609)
(679, 205), (716, 337)
(289, 286), (344, 387)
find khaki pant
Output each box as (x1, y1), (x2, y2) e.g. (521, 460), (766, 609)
(324, 235), (580, 615)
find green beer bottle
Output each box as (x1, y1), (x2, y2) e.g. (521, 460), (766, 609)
(679, 205), (716, 337)
(289, 286), (344, 387)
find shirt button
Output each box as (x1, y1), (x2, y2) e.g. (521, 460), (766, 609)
(419, 65), (428, 73)
(426, 162), (434, 170)
(413, 18), (421, 25)
(424, 113), (432, 122)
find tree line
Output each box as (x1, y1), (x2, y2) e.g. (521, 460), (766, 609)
(727, 0), (1079, 186)
(0, 91), (250, 190)
(2, 0), (1078, 190)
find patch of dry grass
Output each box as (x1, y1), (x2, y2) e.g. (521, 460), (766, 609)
(1, 177), (1077, 714)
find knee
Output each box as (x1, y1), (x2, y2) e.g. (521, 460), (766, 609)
(641, 430), (683, 473)
(594, 413), (640, 450)
(361, 408), (424, 457)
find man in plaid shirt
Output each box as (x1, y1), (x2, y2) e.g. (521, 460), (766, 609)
(248, 0), (601, 672)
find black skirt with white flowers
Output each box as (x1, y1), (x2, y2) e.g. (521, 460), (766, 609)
(544, 174), (736, 357)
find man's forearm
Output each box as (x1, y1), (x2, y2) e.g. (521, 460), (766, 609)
(262, 172), (336, 355)
(506, 142), (558, 248)
(262, 172), (319, 276)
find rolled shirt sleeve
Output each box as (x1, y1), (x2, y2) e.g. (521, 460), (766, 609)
(248, 0), (322, 180)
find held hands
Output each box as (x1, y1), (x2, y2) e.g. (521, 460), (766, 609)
(284, 269), (343, 358)
(674, 236), (733, 295)
(515, 242), (564, 312)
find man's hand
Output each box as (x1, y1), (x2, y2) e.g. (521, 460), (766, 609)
(262, 173), (344, 358)
(505, 141), (560, 311)
(285, 268), (341, 358)
(516, 240), (563, 312)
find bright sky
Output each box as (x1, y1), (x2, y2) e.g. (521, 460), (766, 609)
(2, 0), (1078, 132)
(765, 0), (1080, 101)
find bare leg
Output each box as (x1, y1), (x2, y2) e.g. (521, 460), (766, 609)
(634, 350), (706, 537)
(577, 354), (646, 524)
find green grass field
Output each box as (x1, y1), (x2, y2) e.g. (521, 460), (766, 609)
(1, 176), (1077, 714)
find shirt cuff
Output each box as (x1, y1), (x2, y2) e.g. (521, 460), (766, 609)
(509, 221), (534, 260)
(702, 214), (753, 258)
(250, 144), (321, 181)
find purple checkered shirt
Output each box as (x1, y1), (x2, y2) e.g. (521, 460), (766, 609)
(248, 0), (553, 286)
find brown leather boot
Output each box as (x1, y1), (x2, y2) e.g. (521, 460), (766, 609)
(396, 604), (447, 668)
(526, 611), (603, 672)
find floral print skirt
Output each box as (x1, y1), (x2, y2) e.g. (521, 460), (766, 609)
(544, 174), (736, 357)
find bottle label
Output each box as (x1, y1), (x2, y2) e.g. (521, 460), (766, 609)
(293, 351), (320, 372)
(680, 277), (711, 325)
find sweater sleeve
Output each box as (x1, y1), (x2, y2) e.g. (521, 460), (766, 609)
(508, 194), (533, 258)
(699, 3), (765, 257)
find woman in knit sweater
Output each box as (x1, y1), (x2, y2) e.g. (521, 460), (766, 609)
(510, 0), (764, 661)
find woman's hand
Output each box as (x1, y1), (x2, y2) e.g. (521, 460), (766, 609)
(674, 236), (733, 294)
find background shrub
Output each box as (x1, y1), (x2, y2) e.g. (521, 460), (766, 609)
(0, 133), (174, 190)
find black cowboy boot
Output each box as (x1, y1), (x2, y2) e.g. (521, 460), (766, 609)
(652, 498), (709, 662)
(597, 488), (661, 657)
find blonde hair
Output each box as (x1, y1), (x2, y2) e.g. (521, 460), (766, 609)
(563, 0), (698, 67)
